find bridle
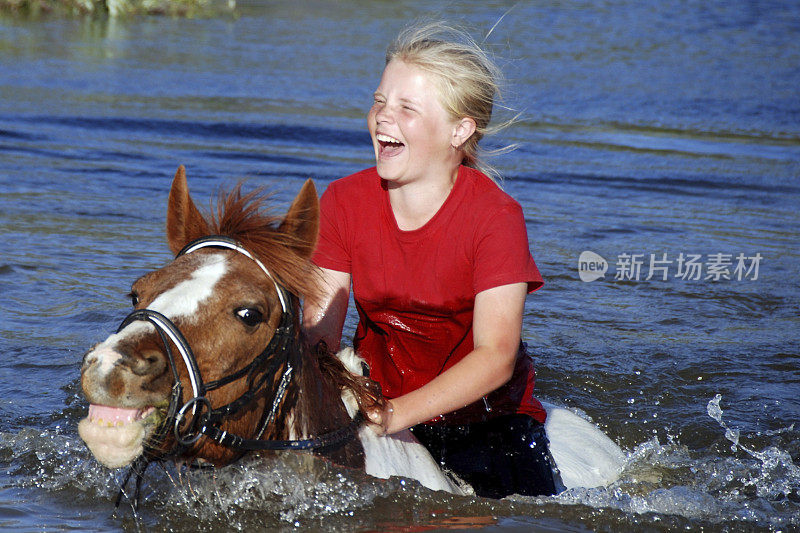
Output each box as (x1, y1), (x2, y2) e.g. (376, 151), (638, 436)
(114, 235), (362, 508)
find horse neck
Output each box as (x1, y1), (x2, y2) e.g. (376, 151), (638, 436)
(280, 344), (366, 468)
(288, 350), (351, 439)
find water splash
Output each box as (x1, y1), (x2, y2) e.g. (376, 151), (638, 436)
(160, 453), (395, 525)
(3, 408), (798, 531)
(545, 395), (800, 530)
(707, 394), (800, 502)
(706, 394), (742, 453)
(1, 427), (117, 495)
(0, 426), (449, 530)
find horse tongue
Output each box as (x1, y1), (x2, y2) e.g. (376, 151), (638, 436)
(88, 404), (143, 426)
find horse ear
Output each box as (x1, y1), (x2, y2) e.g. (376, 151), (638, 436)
(278, 179), (320, 258)
(166, 165), (211, 255)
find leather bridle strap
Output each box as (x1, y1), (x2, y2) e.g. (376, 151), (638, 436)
(177, 235), (289, 313)
(114, 234), (362, 509)
(117, 308), (205, 431)
(200, 412), (365, 453)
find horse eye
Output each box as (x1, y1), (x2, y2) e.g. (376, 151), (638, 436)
(129, 292), (140, 307)
(235, 307), (263, 328)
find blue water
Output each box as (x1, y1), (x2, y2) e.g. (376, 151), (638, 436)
(1, 1), (799, 531)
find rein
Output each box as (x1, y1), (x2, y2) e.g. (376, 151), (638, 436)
(114, 235), (362, 508)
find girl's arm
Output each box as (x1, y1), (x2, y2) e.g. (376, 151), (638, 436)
(303, 266), (351, 352)
(367, 281), (528, 434)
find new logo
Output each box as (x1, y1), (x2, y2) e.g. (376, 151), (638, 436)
(578, 251), (608, 282)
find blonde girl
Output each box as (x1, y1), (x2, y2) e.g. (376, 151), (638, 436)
(304, 21), (556, 498)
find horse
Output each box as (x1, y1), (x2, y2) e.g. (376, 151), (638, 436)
(78, 166), (626, 500)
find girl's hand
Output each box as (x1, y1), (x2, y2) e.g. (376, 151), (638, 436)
(365, 400), (394, 436)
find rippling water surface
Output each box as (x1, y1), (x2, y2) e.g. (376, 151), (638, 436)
(1, 1), (799, 531)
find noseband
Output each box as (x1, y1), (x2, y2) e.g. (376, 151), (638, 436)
(114, 236), (362, 507)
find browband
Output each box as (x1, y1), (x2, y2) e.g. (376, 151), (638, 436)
(177, 235), (289, 313)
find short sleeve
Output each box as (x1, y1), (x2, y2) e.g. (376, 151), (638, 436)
(473, 203), (543, 295)
(312, 182), (352, 273)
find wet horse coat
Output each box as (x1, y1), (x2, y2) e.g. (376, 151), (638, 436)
(80, 167), (369, 471)
(79, 166), (625, 495)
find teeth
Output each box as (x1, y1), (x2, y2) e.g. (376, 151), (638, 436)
(376, 133), (402, 144)
(88, 405), (156, 427)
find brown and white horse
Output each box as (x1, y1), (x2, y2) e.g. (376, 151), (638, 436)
(79, 166), (626, 499)
(79, 166), (465, 496)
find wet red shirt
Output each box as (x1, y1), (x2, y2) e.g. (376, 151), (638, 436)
(312, 166), (546, 424)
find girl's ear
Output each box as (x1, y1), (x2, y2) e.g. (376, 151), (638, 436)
(451, 117), (477, 149)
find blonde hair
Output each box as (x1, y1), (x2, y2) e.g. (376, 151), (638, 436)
(386, 21), (514, 181)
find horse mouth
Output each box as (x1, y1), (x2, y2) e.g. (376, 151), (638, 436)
(78, 404), (165, 468)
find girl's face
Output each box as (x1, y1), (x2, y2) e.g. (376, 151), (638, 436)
(368, 59), (460, 187)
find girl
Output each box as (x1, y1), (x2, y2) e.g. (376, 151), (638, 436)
(304, 22), (557, 498)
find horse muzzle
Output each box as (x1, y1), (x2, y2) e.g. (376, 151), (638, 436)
(79, 339), (176, 468)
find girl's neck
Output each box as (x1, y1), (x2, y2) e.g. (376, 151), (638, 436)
(386, 166), (459, 231)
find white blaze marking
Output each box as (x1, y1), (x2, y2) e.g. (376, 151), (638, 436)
(148, 253), (227, 319)
(93, 253), (228, 354)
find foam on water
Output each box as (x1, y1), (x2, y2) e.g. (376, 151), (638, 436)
(545, 394), (800, 529)
(1, 425), (452, 530)
(2, 398), (798, 531)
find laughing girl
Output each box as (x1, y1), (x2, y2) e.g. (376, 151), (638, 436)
(304, 21), (556, 498)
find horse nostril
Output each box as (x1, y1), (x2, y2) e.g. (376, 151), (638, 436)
(82, 343), (102, 368)
(82, 345), (118, 372)
(135, 349), (167, 375)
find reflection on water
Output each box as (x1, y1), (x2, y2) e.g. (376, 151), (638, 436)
(1, 1), (799, 531)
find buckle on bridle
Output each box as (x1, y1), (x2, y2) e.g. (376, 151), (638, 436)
(174, 396), (213, 446)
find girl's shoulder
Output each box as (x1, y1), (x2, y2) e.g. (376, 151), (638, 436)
(459, 166), (523, 213)
(326, 167), (380, 194)
(319, 167), (382, 215)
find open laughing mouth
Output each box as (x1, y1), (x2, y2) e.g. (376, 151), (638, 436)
(376, 133), (405, 158)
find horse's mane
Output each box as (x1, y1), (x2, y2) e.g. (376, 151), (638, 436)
(205, 183), (320, 303)
(203, 183), (386, 418)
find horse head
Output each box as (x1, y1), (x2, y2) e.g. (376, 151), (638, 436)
(79, 166), (367, 471)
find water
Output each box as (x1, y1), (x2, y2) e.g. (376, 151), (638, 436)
(1, 1), (798, 530)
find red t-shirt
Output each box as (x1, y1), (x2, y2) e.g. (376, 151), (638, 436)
(313, 165), (546, 424)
